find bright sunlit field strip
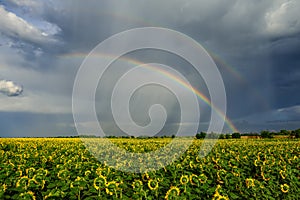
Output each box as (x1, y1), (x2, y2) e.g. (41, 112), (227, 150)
(0, 138), (299, 199)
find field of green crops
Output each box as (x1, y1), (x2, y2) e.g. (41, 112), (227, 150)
(0, 138), (299, 199)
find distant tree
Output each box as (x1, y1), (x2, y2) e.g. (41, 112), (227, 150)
(225, 134), (231, 139)
(171, 134), (175, 138)
(260, 130), (273, 138)
(196, 132), (206, 139)
(219, 134), (225, 139)
(232, 132), (241, 139)
(291, 129), (300, 138)
(295, 129), (300, 138)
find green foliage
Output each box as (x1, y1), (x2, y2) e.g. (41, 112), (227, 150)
(260, 130), (273, 138)
(232, 132), (241, 139)
(219, 134), (225, 139)
(0, 138), (299, 199)
(196, 132), (206, 139)
(291, 129), (300, 138)
(225, 134), (231, 139)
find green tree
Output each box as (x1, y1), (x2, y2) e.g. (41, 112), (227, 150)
(196, 132), (206, 139)
(225, 134), (231, 139)
(232, 132), (241, 139)
(280, 129), (289, 135)
(260, 130), (273, 138)
(291, 129), (300, 138)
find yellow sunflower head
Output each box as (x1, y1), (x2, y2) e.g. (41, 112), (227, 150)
(148, 179), (158, 191)
(189, 161), (194, 168)
(142, 172), (150, 182)
(57, 169), (70, 180)
(190, 174), (199, 186)
(196, 156), (201, 163)
(279, 170), (286, 179)
(165, 186), (180, 200)
(93, 175), (107, 191)
(2, 183), (7, 192)
(16, 176), (29, 189)
(217, 195), (229, 200)
(280, 184), (289, 193)
(26, 167), (36, 178)
(245, 178), (255, 188)
(199, 174), (207, 184)
(132, 180), (143, 191)
(105, 181), (117, 195)
(84, 170), (91, 177)
(180, 175), (189, 185)
(19, 191), (36, 200)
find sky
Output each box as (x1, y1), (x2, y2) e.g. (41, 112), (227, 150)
(0, 0), (300, 137)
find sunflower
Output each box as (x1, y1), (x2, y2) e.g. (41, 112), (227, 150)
(105, 181), (117, 196)
(217, 169), (226, 182)
(57, 169), (70, 180)
(101, 167), (110, 177)
(93, 175), (107, 191)
(190, 174), (199, 186)
(16, 170), (23, 177)
(19, 191), (36, 200)
(142, 172), (150, 182)
(132, 180), (143, 191)
(245, 178), (255, 188)
(148, 179), (158, 191)
(254, 159), (259, 167)
(279, 170), (286, 179)
(180, 175), (189, 185)
(176, 163), (182, 169)
(16, 176), (29, 189)
(217, 195), (229, 200)
(196, 156), (201, 163)
(36, 168), (48, 177)
(165, 186), (180, 200)
(198, 174), (207, 184)
(84, 170), (91, 177)
(212, 185), (223, 199)
(2, 183), (7, 192)
(96, 167), (110, 177)
(261, 171), (270, 181)
(189, 161), (194, 168)
(280, 184), (289, 193)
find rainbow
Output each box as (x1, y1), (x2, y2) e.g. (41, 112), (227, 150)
(61, 52), (239, 133)
(77, 11), (268, 110)
(208, 53), (270, 110)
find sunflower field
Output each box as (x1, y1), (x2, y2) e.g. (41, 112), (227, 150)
(0, 138), (299, 199)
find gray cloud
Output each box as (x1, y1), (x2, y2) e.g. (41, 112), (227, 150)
(0, 80), (23, 96)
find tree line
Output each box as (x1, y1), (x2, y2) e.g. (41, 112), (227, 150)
(195, 128), (300, 139)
